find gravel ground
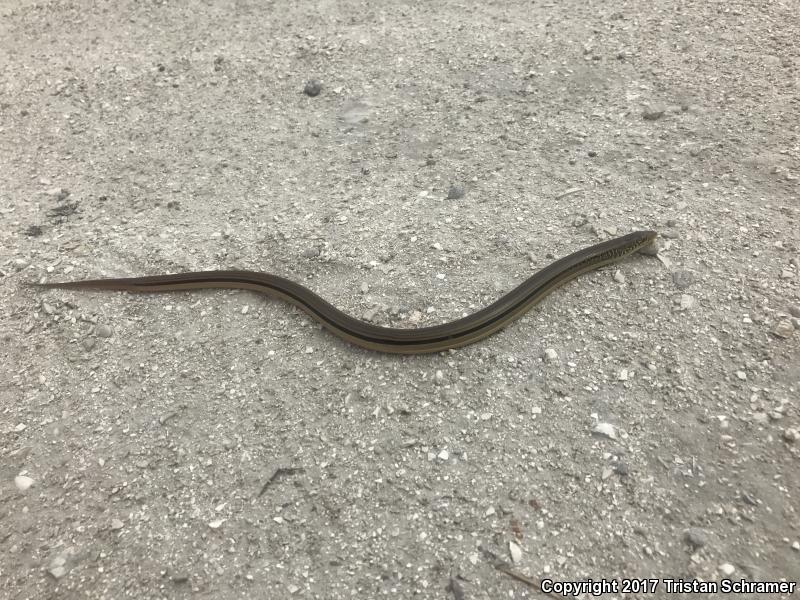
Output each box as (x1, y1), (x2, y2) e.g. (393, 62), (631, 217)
(1, 1), (799, 599)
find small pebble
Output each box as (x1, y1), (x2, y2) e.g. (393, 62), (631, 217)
(49, 565), (67, 579)
(783, 428), (799, 443)
(95, 324), (113, 338)
(447, 185), (465, 200)
(509, 541), (523, 564)
(680, 294), (695, 310)
(771, 319), (794, 339)
(81, 338), (96, 351)
(301, 247), (320, 258)
(719, 563), (735, 576)
(780, 269), (794, 280)
(684, 527), (708, 549)
(592, 422), (617, 439)
(303, 79), (322, 97)
(208, 519), (224, 529)
(735, 370), (747, 381)
(437, 449), (449, 461)
(613, 270), (625, 284)
(159, 412), (177, 425)
(642, 105), (666, 120)
(543, 348), (558, 362)
(740, 491), (759, 506)
(110, 518), (124, 530)
(14, 475), (34, 491)
(791, 541), (800, 552)
(48, 556), (67, 579)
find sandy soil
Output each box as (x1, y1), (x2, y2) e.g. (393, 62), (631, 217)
(1, 1), (798, 598)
